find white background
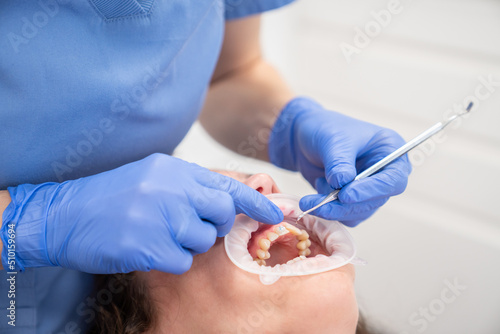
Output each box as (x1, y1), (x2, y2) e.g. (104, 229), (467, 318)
(176, 1), (500, 333)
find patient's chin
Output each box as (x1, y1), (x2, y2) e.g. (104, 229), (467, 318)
(247, 221), (328, 267)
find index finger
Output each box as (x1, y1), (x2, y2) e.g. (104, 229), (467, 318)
(195, 170), (284, 225)
(338, 155), (411, 203)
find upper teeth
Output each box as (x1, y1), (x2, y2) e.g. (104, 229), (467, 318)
(258, 238), (271, 251)
(274, 225), (288, 236)
(254, 226), (312, 266)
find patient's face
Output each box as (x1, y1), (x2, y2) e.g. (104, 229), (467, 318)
(140, 171), (358, 334)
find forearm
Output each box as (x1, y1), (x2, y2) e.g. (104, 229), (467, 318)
(0, 190), (12, 270)
(200, 59), (294, 161)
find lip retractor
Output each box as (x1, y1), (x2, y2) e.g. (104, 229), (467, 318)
(224, 194), (366, 285)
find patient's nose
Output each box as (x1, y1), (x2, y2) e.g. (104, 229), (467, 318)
(245, 173), (280, 195)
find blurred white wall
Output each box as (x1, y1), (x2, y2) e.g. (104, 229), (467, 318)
(176, 1), (500, 333)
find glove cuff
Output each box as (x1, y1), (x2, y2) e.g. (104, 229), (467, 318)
(268, 96), (324, 170)
(1, 183), (59, 271)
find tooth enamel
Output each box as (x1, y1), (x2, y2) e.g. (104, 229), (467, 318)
(297, 230), (309, 240)
(298, 249), (311, 256)
(252, 224), (314, 267)
(273, 225), (289, 236)
(258, 238), (271, 251)
(296, 240), (308, 250)
(267, 232), (279, 241)
(254, 258), (266, 266)
(256, 249), (267, 259)
(283, 223), (301, 236)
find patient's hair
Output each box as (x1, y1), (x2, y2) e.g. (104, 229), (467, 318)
(88, 273), (382, 334)
(87, 273), (156, 334)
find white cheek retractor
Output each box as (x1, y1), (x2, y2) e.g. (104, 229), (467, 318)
(224, 194), (366, 285)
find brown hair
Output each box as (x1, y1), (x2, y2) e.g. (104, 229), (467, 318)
(87, 273), (156, 334)
(88, 273), (381, 334)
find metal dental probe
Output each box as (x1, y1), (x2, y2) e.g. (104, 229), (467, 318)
(295, 102), (474, 223)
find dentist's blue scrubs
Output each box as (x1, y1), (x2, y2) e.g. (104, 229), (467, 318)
(0, 0), (294, 332)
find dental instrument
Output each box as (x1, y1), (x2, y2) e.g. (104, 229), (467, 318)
(296, 102), (474, 223)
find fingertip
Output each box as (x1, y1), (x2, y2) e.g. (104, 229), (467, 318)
(216, 229), (228, 238)
(159, 249), (193, 275)
(258, 194), (285, 224)
(216, 219), (236, 237)
(231, 179), (284, 224)
(215, 222), (230, 238)
(341, 220), (362, 227)
(299, 194), (317, 212)
(299, 194), (331, 215)
(215, 215), (235, 237)
(242, 199), (284, 225)
(327, 164), (356, 189)
(299, 195), (348, 222)
(391, 160), (412, 195)
(401, 154), (413, 174)
(268, 203), (284, 225)
(314, 177), (333, 194)
(176, 253), (193, 274)
(211, 207), (235, 237)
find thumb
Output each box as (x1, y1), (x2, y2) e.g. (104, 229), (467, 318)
(321, 139), (357, 189)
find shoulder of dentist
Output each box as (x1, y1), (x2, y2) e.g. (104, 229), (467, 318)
(0, 0), (411, 332)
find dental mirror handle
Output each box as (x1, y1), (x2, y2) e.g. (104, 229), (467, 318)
(296, 102), (474, 222)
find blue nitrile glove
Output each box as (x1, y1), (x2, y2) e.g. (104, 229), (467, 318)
(269, 97), (412, 226)
(0, 154), (283, 274)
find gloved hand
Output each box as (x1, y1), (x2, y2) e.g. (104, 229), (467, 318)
(0, 154), (283, 274)
(269, 97), (412, 226)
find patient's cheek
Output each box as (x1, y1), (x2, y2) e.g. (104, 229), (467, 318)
(198, 242), (357, 333)
(284, 270), (358, 333)
(232, 270), (357, 334)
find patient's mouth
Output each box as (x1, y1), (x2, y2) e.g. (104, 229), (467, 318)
(247, 221), (327, 267)
(225, 194), (360, 284)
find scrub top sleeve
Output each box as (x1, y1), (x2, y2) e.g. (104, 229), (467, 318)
(224, 0), (296, 20)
